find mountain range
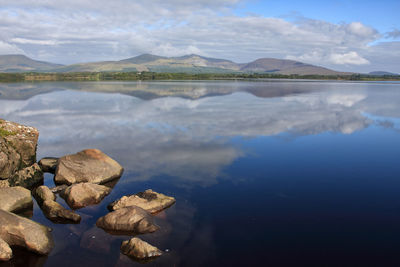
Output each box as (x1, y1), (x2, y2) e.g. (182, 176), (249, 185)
(0, 53), (364, 75)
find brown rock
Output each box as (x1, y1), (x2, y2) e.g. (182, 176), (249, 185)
(0, 119), (39, 179)
(49, 184), (68, 194)
(34, 185), (56, 205)
(109, 189), (175, 214)
(8, 163), (43, 189)
(61, 183), (112, 209)
(54, 149), (123, 185)
(38, 157), (58, 173)
(41, 200), (81, 223)
(120, 237), (162, 260)
(0, 180), (9, 188)
(0, 186), (33, 213)
(96, 206), (159, 235)
(0, 209), (54, 256)
(0, 237), (12, 261)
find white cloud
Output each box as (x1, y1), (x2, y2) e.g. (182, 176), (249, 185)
(0, 40), (24, 54)
(329, 51), (370, 65)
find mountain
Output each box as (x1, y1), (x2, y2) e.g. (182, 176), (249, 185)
(240, 58), (344, 75)
(368, 71), (398, 76)
(0, 53), (347, 75)
(0, 54), (62, 72)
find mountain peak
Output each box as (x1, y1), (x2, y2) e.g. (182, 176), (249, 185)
(119, 54), (167, 64)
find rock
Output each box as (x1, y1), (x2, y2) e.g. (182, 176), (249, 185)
(120, 237), (162, 260)
(0, 209), (54, 257)
(96, 206), (159, 235)
(0, 180), (9, 188)
(38, 157), (58, 173)
(0, 119), (39, 179)
(8, 163), (43, 189)
(0, 186), (33, 213)
(0, 237), (12, 261)
(34, 185), (56, 205)
(109, 189), (175, 214)
(54, 149), (123, 185)
(50, 184), (68, 194)
(61, 183), (112, 209)
(80, 226), (119, 254)
(41, 200), (81, 223)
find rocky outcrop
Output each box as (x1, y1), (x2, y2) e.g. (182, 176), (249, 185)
(54, 149), (123, 185)
(38, 157), (58, 173)
(108, 189), (176, 214)
(0, 119), (38, 180)
(61, 182), (112, 209)
(0, 209), (54, 257)
(0, 186), (33, 213)
(0, 237), (12, 261)
(8, 163), (43, 189)
(120, 237), (162, 260)
(41, 200), (81, 223)
(96, 206), (159, 235)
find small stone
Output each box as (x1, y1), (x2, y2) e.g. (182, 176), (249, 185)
(0, 186), (33, 213)
(49, 184), (68, 194)
(34, 185), (56, 205)
(120, 237), (162, 260)
(61, 183), (112, 209)
(96, 206), (159, 235)
(54, 149), (123, 185)
(0, 237), (12, 261)
(41, 200), (81, 223)
(108, 189), (175, 214)
(38, 157), (59, 173)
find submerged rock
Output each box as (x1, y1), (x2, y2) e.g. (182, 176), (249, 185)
(0, 209), (54, 259)
(0, 119), (39, 180)
(54, 149), (123, 185)
(34, 185), (56, 205)
(41, 200), (81, 223)
(38, 157), (58, 174)
(108, 189), (175, 214)
(96, 206), (159, 235)
(0, 186), (33, 213)
(8, 163), (43, 189)
(120, 237), (162, 260)
(0, 237), (12, 261)
(61, 182), (112, 209)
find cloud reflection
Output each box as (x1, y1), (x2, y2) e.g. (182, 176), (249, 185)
(0, 81), (399, 186)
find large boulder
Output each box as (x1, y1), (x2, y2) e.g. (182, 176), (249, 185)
(41, 200), (81, 223)
(0, 119), (39, 180)
(54, 149), (123, 185)
(38, 157), (58, 174)
(0, 186), (33, 213)
(0, 209), (54, 258)
(0, 237), (12, 261)
(8, 163), (43, 189)
(96, 206), (159, 235)
(108, 189), (175, 214)
(120, 237), (162, 260)
(61, 183), (112, 209)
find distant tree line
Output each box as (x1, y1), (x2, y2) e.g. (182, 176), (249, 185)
(0, 71), (399, 83)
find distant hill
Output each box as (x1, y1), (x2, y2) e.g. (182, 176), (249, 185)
(0, 53), (347, 75)
(240, 58), (345, 75)
(0, 54), (62, 72)
(368, 71), (399, 76)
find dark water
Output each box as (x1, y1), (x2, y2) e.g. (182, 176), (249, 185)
(1, 80), (400, 266)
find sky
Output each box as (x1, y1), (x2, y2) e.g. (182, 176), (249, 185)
(0, 0), (399, 73)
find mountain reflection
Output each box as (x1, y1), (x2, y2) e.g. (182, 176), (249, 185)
(0, 81), (399, 185)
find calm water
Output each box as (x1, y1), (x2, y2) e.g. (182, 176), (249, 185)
(1, 80), (400, 266)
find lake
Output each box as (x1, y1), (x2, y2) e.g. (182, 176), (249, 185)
(1, 80), (400, 266)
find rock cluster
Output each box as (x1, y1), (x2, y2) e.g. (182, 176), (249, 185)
(0, 119), (174, 262)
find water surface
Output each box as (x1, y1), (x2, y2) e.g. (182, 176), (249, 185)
(1, 80), (400, 266)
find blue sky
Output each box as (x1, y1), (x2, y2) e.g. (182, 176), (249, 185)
(0, 0), (399, 73)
